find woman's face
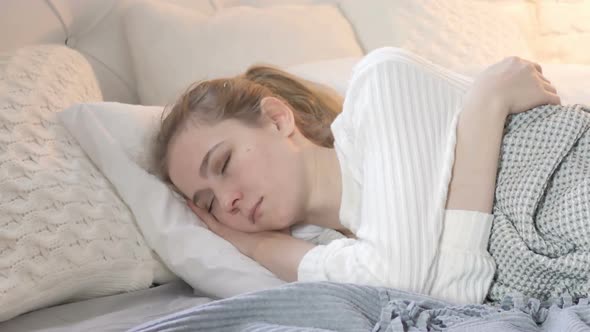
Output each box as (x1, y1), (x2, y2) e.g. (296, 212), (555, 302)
(167, 98), (307, 233)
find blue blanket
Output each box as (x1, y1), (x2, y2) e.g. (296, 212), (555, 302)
(128, 282), (590, 332)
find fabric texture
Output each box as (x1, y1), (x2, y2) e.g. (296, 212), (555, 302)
(129, 281), (590, 332)
(0, 45), (158, 322)
(336, 0), (533, 66)
(298, 47), (495, 304)
(488, 103), (590, 302)
(124, 0), (363, 105)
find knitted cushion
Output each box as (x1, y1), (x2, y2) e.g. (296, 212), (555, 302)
(0, 45), (156, 322)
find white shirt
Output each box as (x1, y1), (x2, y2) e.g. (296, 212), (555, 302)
(297, 47), (496, 305)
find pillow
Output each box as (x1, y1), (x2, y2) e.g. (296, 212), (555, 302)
(336, 0), (534, 68)
(534, 2), (590, 64)
(0, 45), (161, 322)
(284, 57), (360, 97)
(124, 1), (364, 105)
(58, 103), (287, 298)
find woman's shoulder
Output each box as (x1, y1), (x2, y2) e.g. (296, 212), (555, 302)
(349, 47), (472, 91)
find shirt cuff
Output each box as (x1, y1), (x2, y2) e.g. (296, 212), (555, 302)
(441, 209), (494, 252)
(297, 245), (327, 282)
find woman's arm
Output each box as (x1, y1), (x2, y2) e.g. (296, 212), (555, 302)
(445, 56), (560, 213)
(445, 99), (506, 213)
(187, 201), (314, 282)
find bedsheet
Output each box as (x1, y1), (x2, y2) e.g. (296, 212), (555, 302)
(0, 281), (212, 332)
(129, 281), (590, 332)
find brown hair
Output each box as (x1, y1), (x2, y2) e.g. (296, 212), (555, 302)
(154, 65), (343, 183)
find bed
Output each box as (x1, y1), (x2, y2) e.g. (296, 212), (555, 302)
(1, 0), (590, 331)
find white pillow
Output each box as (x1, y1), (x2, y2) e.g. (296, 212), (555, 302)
(534, 2), (590, 65)
(0, 45), (158, 322)
(124, 1), (363, 105)
(285, 57), (360, 97)
(336, 0), (534, 68)
(58, 103), (287, 299)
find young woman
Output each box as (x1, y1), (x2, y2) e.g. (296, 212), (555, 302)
(154, 48), (560, 305)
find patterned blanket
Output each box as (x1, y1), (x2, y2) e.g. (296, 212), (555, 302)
(489, 103), (590, 302)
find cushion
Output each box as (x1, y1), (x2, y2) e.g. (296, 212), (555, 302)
(284, 57), (360, 97)
(58, 102), (287, 298)
(336, 0), (534, 68)
(0, 45), (160, 322)
(124, 1), (364, 105)
(534, 2), (590, 64)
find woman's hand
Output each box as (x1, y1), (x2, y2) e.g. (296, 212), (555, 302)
(187, 199), (315, 282)
(466, 56), (561, 117)
(187, 199), (266, 257)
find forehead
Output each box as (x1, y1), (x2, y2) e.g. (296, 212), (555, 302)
(166, 119), (255, 198)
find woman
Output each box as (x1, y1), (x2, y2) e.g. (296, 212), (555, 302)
(154, 48), (560, 305)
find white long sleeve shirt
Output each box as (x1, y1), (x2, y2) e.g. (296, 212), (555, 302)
(297, 47), (496, 305)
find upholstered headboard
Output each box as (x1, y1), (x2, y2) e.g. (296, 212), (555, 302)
(1, 0), (216, 103)
(2, 0), (589, 104)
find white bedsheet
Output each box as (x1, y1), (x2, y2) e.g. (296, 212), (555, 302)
(0, 281), (212, 332)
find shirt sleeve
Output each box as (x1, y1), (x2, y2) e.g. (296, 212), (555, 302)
(430, 209), (495, 304)
(298, 48), (494, 303)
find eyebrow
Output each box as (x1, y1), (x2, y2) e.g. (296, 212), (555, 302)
(192, 141), (224, 205)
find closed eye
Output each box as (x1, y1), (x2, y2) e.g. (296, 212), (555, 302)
(208, 197), (215, 213)
(221, 152), (231, 174)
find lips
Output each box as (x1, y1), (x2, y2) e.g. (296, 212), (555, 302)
(249, 197), (263, 224)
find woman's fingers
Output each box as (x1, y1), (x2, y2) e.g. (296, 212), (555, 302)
(186, 199), (223, 233)
(543, 82), (557, 94)
(538, 73), (550, 84)
(545, 92), (561, 106)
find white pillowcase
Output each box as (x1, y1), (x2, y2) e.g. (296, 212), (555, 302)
(124, 1), (363, 106)
(58, 103), (287, 299)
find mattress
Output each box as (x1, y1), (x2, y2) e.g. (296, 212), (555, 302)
(0, 281), (212, 332)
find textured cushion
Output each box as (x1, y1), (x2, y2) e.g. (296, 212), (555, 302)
(124, 1), (363, 105)
(0, 45), (158, 322)
(336, 0), (534, 68)
(534, 2), (590, 64)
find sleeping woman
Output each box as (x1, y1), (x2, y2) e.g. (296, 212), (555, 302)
(152, 47), (585, 305)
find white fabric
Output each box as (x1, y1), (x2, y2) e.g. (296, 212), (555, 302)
(0, 281), (211, 332)
(285, 57), (360, 97)
(297, 47), (496, 305)
(336, 0), (534, 66)
(0, 45), (158, 322)
(0, 0), (216, 104)
(58, 103), (288, 299)
(287, 57), (590, 107)
(534, 2), (590, 64)
(124, 1), (363, 105)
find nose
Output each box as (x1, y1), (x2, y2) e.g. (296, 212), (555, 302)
(220, 190), (242, 214)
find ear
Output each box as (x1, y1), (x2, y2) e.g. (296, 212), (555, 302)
(260, 96), (296, 137)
